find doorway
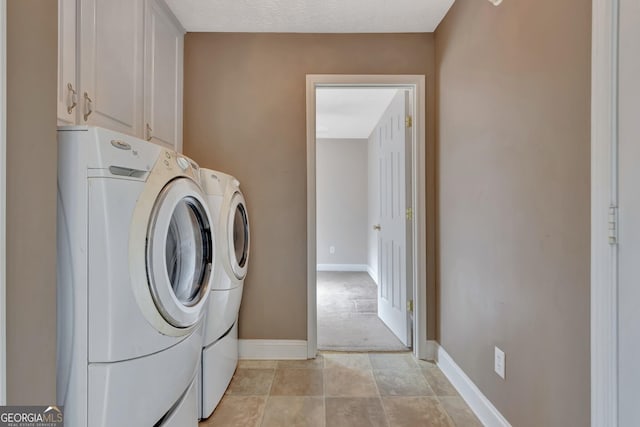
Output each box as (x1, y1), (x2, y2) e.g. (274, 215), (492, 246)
(315, 87), (410, 351)
(306, 75), (428, 359)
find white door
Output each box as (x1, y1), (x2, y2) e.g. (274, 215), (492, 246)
(57, 0), (77, 125)
(79, 0), (144, 136)
(143, 0), (184, 151)
(377, 90), (412, 346)
(617, 0), (640, 424)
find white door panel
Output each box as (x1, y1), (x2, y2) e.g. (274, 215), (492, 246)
(57, 0), (77, 125)
(80, 0), (144, 136)
(377, 90), (411, 346)
(618, 0), (640, 424)
(144, 0), (184, 151)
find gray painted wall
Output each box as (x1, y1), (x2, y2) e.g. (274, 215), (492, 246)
(435, 0), (591, 425)
(316, 138), (368, 266)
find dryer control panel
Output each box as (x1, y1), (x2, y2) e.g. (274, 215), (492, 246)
(158, 150), (201, 183)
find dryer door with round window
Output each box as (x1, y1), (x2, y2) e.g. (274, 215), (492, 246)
(228, 192), (250, 280)
(147, 178), (214, 328)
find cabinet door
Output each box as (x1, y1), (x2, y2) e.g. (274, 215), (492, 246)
(57, 0), (77, 125)
(79, 0), (144, 137)
(144, 0), (184, 152)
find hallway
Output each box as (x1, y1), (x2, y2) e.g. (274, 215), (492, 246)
(317, 272), (407, 351)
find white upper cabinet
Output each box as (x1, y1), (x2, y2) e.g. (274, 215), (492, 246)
(59, 0), (184, 145)
(144, 0), (184, 152)
(79, 0), (145, 136)
(57, 0), (78, 125)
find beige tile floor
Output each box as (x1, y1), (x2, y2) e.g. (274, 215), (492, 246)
(199, 352), (483, 427)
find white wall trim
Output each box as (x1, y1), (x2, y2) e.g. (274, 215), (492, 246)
(425, 340), (438, 361)
(306, 76), (318, 360)
(238, 340), (308, 360)
(591, 0), (618, 425)
(306, 74), (428, 360)
(0, 0), (7, 405)
(366, 265), (378, 285)
(436, 344), (512, 427)
(157, 0), (186, 34)
(316, 264), (368, 272)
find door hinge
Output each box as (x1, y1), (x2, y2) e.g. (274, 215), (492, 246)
(407, 299), (414, 313)
(608, 204), (618, 245)
(406, 207), (413, 220)
(405, 115), (412, 128)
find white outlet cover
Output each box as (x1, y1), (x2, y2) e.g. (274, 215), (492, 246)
(329, 246), (336, 254)
(494, 347), (506, 379)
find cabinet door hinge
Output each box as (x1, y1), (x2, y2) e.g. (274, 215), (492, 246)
(407, 299), (414, 313)
(405, 115), (412, 128)
(608, 205), (618, 245)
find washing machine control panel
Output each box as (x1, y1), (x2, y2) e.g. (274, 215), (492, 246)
(176, 156), (190, 171)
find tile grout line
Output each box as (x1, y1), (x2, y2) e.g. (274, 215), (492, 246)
(370, 353), (392, 427)
(415, 357), (456, 426)
(419, 361), (465, 426)
(322, 353), (327, 427)
(433, 394), (458, 427)
(257, 366), (277, 427)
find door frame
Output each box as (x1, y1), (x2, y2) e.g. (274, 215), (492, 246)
(0, 0), (6, 405)
(305, 74), (428, 359)
(591, 0), (618, 424)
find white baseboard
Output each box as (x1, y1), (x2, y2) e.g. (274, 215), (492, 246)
(238, 340), (308, 360)
(436, 344), (512, 427)
(316, 264), (368, 272)
(367, 265), (378, 284)
(424, 340), (438, 361)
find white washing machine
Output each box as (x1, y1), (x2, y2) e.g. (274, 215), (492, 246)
(57, 126), (215, 426)
(198, 169), (250, 419)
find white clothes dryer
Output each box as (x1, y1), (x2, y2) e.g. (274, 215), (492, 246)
(198, 169), (250, 419)
(57, 126), (215, 426)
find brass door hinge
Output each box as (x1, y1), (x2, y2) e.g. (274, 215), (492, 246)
(405, 115), (412, 128)
(609, 205), (618, 245)
(406, 207), (413, 220)
(407, 299), (414, 313)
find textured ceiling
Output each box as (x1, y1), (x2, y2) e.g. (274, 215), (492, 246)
(165, 0), (455, 32)
(316, 88), (399, 139)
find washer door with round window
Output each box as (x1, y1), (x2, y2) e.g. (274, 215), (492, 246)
(227, 191), (250, 280)
(147, 178), (214, 328)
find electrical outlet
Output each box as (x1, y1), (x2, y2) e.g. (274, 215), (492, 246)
(494, 347), (506, 379)
(329, 246), (335, 254)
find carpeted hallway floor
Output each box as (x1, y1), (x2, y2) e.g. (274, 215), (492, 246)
(317, 271), (408, 351)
